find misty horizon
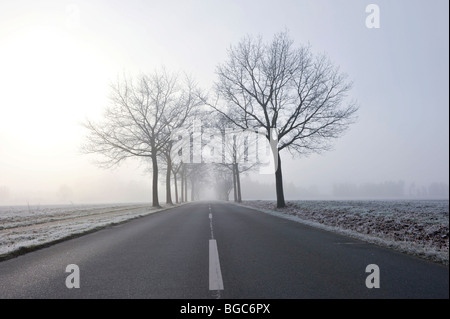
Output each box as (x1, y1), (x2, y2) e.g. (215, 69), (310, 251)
(0, 0), (449, 206)
(0, 175), (448, 206)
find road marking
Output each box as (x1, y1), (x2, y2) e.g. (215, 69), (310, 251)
(208, 205), (223, 294)
(209, 208), (214, 239)
(209, 214), (215, 239)
(209, 239), (224, 291)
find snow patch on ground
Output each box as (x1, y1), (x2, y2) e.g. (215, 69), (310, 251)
(1, 200), (448, 265)
(0, 203), (175, 259)
(239, 200), (449, 265)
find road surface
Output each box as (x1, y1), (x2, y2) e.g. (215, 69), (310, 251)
(0, 201), (448, 298)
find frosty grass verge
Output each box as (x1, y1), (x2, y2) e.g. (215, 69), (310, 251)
(1, 200), (448, 265)
(0, 203), (177, 260)
(239, 200), (449, 265)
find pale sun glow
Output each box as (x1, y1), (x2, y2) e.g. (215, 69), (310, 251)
(0, 26), (109, 147)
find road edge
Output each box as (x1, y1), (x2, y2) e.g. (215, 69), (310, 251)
(230, 201), (449, 267)
(0, 203), (187, 263)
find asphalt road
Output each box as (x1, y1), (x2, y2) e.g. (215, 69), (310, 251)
(0, 201), (448, 299)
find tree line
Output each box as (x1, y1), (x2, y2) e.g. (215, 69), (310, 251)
(82, 31), (358, 208)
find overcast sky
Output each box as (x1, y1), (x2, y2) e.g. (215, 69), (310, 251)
(0, 0), (448, 204)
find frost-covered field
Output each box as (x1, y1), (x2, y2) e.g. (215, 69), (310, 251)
(0, 203), (171, 259)
(1, 200), (448, 265)
(241, 200), (449, 265)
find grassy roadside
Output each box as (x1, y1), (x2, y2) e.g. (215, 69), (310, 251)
(0, 203), (186, 262)
(232, 200), (449, 266)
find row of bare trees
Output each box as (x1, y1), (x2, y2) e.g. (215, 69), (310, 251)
(82, 70), (201, 207)
(82, 31), (358, 208)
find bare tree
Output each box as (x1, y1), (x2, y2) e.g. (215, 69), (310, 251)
(185, 163), (211, 201)
(171, 160), (183, 203)
(226, 128), (260, 203)
(82, 69), (199, 207)
(206, 31), (358, 208)
(215, 166), (234, 201)
(201, 112), (259, 202)
(158, 144), (174, 205)
(203, 163), (233, 201)
(169, 115), (200, 203)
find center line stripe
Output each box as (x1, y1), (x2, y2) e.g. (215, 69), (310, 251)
(209, 239), (224, 291)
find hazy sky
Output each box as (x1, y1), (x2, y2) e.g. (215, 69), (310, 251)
(0, 0), (448, 204)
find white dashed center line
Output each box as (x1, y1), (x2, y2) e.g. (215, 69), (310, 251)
(209, 239), (224, 291)
(208, 205), (224, 293)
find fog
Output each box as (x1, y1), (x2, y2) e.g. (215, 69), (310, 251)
(0, 0), (448, 205)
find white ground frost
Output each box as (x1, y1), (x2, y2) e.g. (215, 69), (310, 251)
(0, 203), (172, 259)
(1, 200), (448, 265)
(239, 200), (449, 265)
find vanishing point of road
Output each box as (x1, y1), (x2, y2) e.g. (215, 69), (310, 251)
(0, 201), (448, 298)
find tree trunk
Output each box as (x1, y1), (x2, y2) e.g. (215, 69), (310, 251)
(191, 178), (195, 201)
(181, 165), (184, 202)
(184, 165), (188, 201)
(174, 172), (179, 204)
(166, 159), (173, 205)
(275, 152), (286, 208)
(232, 164), (237, 202)
(151, 154), (160, 207)
(236, 163), (242, 203)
